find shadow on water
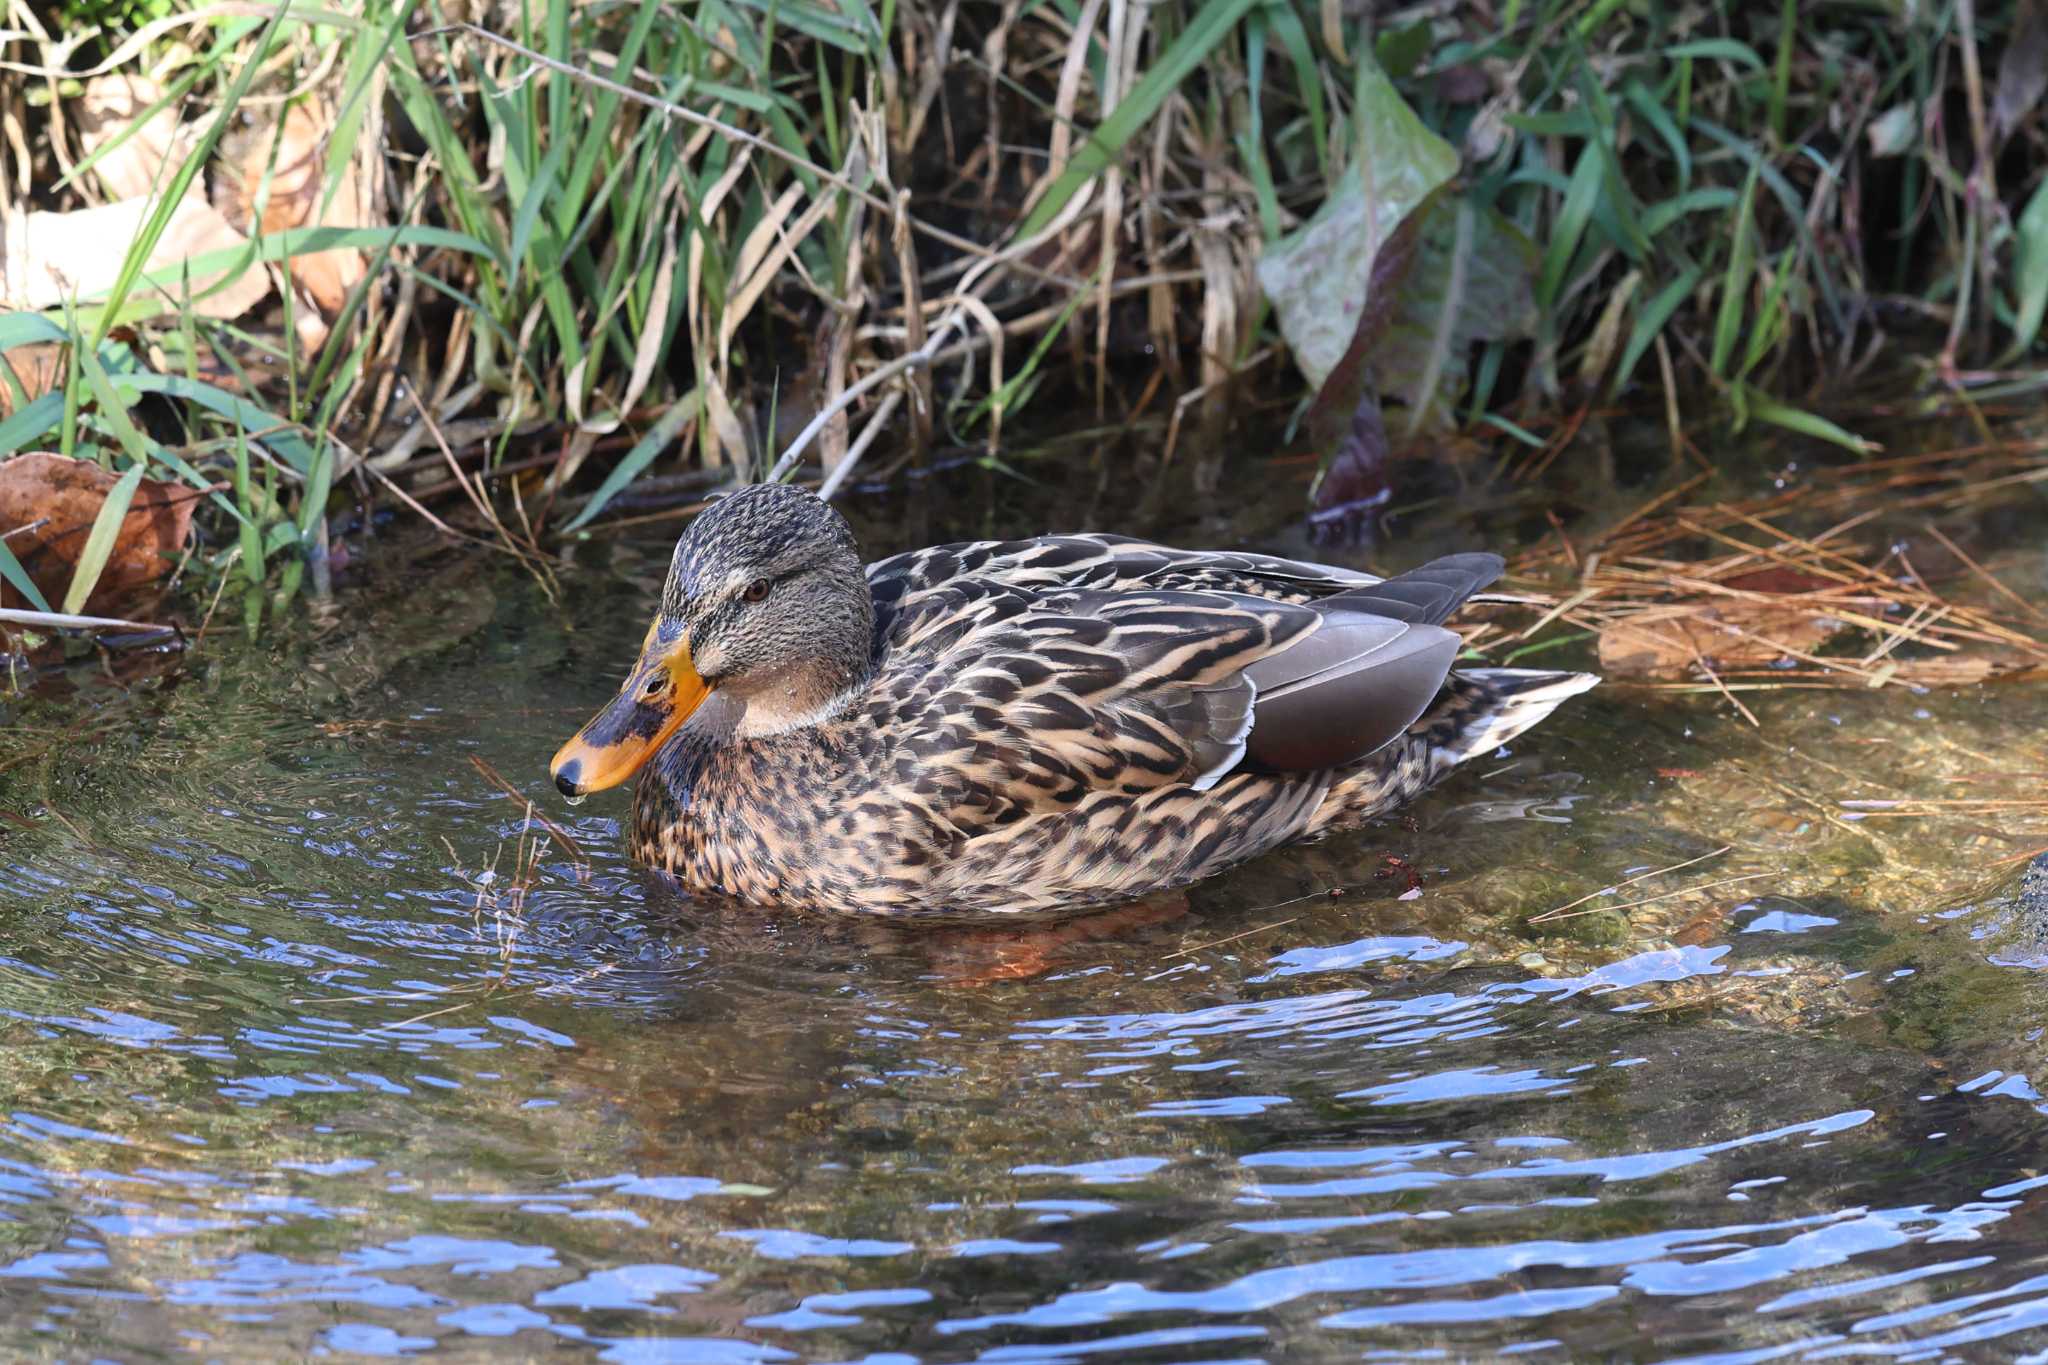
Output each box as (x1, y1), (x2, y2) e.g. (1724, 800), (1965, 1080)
(3, 423), (2048, 1362)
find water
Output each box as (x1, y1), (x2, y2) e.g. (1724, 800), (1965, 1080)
(3, 441), (2048, 1362)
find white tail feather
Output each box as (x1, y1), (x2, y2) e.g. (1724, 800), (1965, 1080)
(1430, 668), (1600, 772)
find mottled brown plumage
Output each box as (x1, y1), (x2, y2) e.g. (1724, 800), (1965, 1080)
(553, 484), (1597, 919)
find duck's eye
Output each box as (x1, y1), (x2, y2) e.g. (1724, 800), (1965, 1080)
(742, 579), (772, 603)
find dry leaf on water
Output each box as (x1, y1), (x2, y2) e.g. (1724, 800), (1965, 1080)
(1, 195), (269, 320)
(0, 453), (196, 611)
(1596, 601), (1846, 677)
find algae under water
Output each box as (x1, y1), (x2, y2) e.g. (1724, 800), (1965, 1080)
(2, 423), (2048, 1362)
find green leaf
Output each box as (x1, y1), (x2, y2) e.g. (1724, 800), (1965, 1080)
(2003, 178), (2048, 361)
(1738, 249), (1797, 380)
(1375, 196), (1541, 431)
(1018, 0), (1265, 239)
(1264, 0), (1328, 184)
(1503, 109), (1599, 138)
(1479, 412), (1546, 447)
(1665, 38), (1765, 70)
(508, 137), (569, 294)
(1256, 50), (1460, 387)
(1572, 61), (1649, 262)
(562, 393), (701, 532)
(116, 226), (498, 322)
(86, 6), (287, 348)
(1536, 143), (1605, 312)
(1640, 187), (1738, 236)
(1709, 165), (1761, 380)
(1739, 386), (1876, 454)
(73, 337), (155, 469)
(1239, 14), (1277, 234)
(1611, 263), (1703, 395)
(0, 312), (67, 349)
(1693, 118), (1845, 334)
(231, 430), (266, 588)
(1622, 79), (1690, 189)
(1374, 20), (1432, 78)
(0, 533), (53, 613)
(60, 459), (145, 614)
(0, 393), (64, 455)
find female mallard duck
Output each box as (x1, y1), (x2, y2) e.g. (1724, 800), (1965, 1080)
(551, 483), (1596, 919)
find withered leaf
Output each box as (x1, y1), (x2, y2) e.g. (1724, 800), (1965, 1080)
(0, 453), (196, 612)
(1596, 601), (1843, 677)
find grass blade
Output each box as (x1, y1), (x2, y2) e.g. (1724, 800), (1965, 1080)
(60, 459), (145, 614)
(562, 391), (701, 532)
(1537, 143), (1604, 310)
(0, 535), (53, 613)
(1611, 262), (1702, 394)
(1709, 164), (1760, 380)
(1740, 385), (1877, 454)
(0, 393), (64, 455)
(1018, 0), (1262, 239)
(2003, 177), (2048, 360)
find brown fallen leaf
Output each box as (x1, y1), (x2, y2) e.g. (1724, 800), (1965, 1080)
(1596, 601), (1845, 677)
(0, 343), (64, 417)
(225, 101), (369, 327)
(1881, 655), (2034, 688)
(0, 453), (198, 611)
(73, 74), (196, 202)
(1720, 566), (1839, 595)
(1, 195), (270, 319)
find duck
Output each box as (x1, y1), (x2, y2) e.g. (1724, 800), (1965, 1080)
(550, 483), (1597, 919)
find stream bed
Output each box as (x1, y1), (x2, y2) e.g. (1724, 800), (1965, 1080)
(4, 431), (2048, 1362)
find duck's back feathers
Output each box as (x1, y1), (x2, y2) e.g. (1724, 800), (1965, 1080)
(871, 583), (1323, 816)
(869, 541), (1507, 792)
(866, 533), (1380, 632)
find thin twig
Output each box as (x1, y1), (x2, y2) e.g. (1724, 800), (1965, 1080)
(1531, 872), (1780, 923)
(1922, 522), (2048, 624)
(469, 754), (589, 877)
(1160, 916), (1303, 961)
(0, 606), (174, 633)
(769, 315), (966, 482)
(1529, 846), (1733, 921)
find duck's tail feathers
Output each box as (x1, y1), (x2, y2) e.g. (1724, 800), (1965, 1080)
(1312, 667), (1598, 830)
(1421, 668), (1600, 780)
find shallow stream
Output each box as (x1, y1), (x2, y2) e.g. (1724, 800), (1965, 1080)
(4, 429), (2048, 1362)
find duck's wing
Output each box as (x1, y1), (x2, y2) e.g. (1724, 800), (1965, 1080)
(870, 555), (1504, 816)
(871, 585), (1313, 820)
(868, 534), (1502, 631)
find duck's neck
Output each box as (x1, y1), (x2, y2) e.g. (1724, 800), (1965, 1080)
(639, 660), (862, 822)
(725, 656), (867, 740)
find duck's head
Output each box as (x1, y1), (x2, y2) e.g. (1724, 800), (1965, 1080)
(550, 483), (874, 799)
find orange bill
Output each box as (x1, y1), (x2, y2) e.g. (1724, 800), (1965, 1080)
(551, 626), (710, 798)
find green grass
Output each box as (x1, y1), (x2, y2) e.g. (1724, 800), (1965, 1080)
(3, 0), (2045, 624)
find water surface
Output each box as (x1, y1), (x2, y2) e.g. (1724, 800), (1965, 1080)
(3, 437), (2048, 1362)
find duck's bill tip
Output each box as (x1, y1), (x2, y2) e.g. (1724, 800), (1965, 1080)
(549, 643), (710, 798)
